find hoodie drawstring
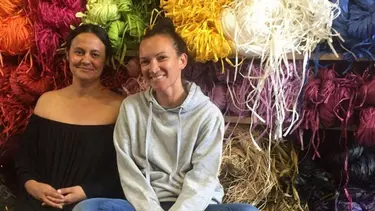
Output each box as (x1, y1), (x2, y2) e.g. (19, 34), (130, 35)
(145, 102), (153, 184)
(169, 108), (182, 184)
(145, 101), (183, 186)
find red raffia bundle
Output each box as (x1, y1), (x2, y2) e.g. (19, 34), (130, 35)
(121, 76), (148, 97)
(299, 75), (322, 157)
(101, 66), (128, 94)
(10, 59), (53, 105)
(0, 64), (12, 94)
(50, 56), (72, 89)
(356, 107), (375, 147)
(0, 94), (33, 147)
(358, 68), (375, 107)
(125, 57), (141, 78)
(318, 68), (338, 128)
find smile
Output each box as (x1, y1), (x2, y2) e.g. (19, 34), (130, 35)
(79, 67), (95, 71)
(151, 75), (164, 81)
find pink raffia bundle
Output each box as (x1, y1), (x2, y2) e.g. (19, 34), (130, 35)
(29, 0), (84, 73)
(227, 79), (252, 117)
(356, 107), (375, 147)
(210, 83), (228, 111)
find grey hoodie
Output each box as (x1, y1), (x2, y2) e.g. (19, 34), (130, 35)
(114, 82), (224, 211)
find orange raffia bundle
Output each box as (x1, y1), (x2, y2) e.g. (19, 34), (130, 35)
(0, 14), (34, 57)
(160, 0), (233, 63)
(0, 0), (24, 17)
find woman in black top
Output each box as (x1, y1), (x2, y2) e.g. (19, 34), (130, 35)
(14, 24), (124, 211)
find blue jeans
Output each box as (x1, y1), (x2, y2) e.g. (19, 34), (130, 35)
(73, 198), (258, 211)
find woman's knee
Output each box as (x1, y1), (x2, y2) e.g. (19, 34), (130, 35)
(73, 198), (135, 211)
(225, 203), (259, 211)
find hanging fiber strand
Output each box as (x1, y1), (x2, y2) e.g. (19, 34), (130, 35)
(221, 0), (340, 143)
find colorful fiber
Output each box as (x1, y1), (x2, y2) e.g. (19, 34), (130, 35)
(0, 14), (34, 56)
(125, 57), (141, 78)
(10, 61), (53, 105)
(210, 84), (228, 112)
(0, 0), (24, 17)
(121, 76), (148, 97)
(160, 0), (233, 62)
(0, 95), (33, 146)
(31, 0), (84, 73)
(331, 0), (375, 60)
(220, 0), (340, 143)
(357, 107), (375, 147)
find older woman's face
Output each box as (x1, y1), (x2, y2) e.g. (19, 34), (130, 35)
(67, 32), (106, 83)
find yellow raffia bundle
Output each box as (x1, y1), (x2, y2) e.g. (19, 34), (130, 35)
(160, 0), (233, 63)
(221, 0), (340, 142)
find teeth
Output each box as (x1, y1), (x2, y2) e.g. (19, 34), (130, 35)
(152, 75), (164, 81)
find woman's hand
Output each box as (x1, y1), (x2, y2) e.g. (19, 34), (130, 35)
(58, 186), (87, 205)
(25, 180), (64, 209)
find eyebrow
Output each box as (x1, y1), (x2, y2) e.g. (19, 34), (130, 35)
(73, 47), (101, 53)
(140, 52), (167, 60)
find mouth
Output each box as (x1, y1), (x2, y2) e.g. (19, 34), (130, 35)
(150, 75), (165, 81)
(79, 67), (95, 72)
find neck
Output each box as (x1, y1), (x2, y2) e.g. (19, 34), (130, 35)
(155, 82), (187, 108)
(68, 78), (104, 98)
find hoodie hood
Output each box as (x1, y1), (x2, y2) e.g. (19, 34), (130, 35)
(144, 81), (210, 113)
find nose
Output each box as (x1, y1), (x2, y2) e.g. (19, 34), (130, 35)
(149, 59), (160, 74)
(80, 53), (91, 65)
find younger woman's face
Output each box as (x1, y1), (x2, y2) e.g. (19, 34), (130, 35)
(139, 34), (187, 93)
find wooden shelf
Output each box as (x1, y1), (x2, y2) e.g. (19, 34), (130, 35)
(124, 51), (372, 61)
(224, 115), (357, 131)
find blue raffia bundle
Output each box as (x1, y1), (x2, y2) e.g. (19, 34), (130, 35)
(331, 0), (375, 61)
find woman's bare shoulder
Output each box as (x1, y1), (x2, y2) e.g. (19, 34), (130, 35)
(33, 89), (63, 117)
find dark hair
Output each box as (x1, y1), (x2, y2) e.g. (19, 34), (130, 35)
(66, 24), (113, 60)
(142, 18), (189, 57)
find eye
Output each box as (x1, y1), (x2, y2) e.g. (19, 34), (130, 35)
(75, 50), (84, 55)
(140, 60), (149, 65)
(157, 55), (167, 61)
(91, 53), (100, 58)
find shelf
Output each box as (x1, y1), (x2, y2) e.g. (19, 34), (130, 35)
(224, 115), (357, 131)
(123, 51), (372, 61)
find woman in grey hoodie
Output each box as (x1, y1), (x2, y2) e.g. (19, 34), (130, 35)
(73, 18), (258, 211)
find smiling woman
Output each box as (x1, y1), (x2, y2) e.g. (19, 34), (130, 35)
(72, 18), (258, 211)
(14, 24), (125, 211)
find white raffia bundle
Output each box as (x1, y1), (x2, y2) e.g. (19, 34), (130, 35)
(221, 0), (340, 144)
